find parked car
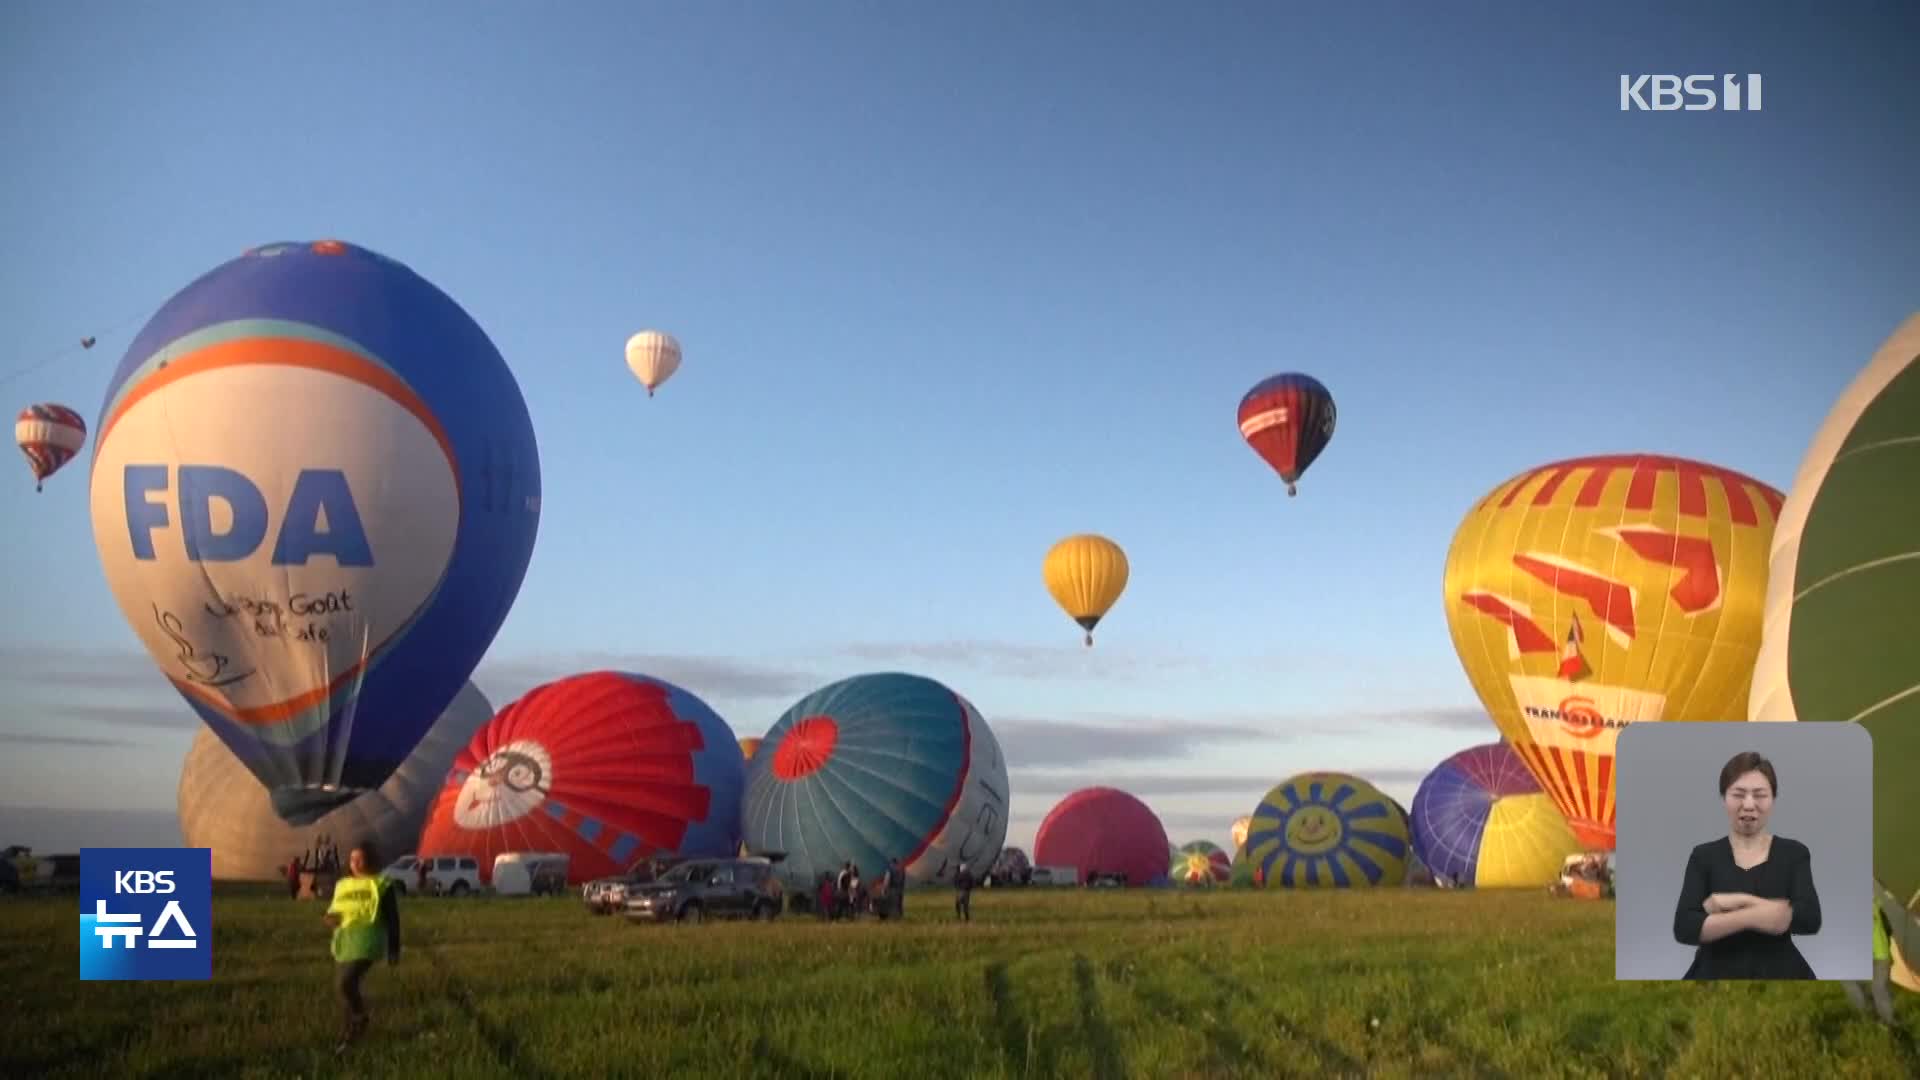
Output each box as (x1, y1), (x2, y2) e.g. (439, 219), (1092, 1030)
(410, 854), (485, 896)
(582, 856), (684, 915)
(623, 855), (785, 924)
(380, 855), (423, 895)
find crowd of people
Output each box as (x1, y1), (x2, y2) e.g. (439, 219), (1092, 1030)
(810, 859), (978, 922)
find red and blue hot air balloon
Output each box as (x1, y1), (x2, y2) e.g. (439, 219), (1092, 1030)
(1237, 373), (1336, 496)
(417, 672), (746, 885)
(742, 672), (1010, 890)
(87, 240), (541, 824)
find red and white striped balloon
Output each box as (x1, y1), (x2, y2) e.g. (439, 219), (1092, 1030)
(15, 403), (87, 493)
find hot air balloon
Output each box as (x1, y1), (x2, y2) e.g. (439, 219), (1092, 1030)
(16, 403), (86, 493)
(1042, 534), (1129, 647)
(178, 682), (493, 882)
(1230, 848), (1257, 887)
(1750, 312), (1920, 989)
(417, 672), (745, 885)
(1229, 815), (1253, 852)
(81, 337), (96, 349)
(738, 736), (763, 761)
(1032, 787), (1169, 886)
(991, 846), (1032, 886)
(89, 240), (542, 825)
(1410, 742), (1582, 889)
(1442, 453), (1783, 852)
(741, 672), (1009, 890)
(1171, 840), (1232, 886)
(1243, 772), (1410, 887)
(625, 330), (681, 397)
(1238, 373), (1336, 497)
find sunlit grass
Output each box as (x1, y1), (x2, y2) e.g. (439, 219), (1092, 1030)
(4, 885), (1916, 1078)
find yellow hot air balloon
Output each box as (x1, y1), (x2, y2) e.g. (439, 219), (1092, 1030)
(1043, 534), (1129, 647)
(739, 736), (763, 761)
(1442, 454), (1783, 853)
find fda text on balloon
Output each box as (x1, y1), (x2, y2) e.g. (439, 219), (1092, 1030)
(1619, 74), (1762, 112)
(121, 465), (373, 566)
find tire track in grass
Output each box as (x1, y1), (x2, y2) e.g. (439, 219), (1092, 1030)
(417, 932), (554, 1080)
(1072, 953), (1129, 1079)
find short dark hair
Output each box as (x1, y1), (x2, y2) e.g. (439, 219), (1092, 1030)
(352, 838), (381, 867)
(1719, 752), (1778, 797)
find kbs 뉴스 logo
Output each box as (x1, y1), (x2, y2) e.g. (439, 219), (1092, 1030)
(79, 848), (212, 981)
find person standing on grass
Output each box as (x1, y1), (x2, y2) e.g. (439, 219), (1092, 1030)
(1844, 898), (1898, 1026)
(885, 857), (906, 920)
(323, 839), (401, 1053)
(954, 861), (975, 922)
(287, 855), (302, 900)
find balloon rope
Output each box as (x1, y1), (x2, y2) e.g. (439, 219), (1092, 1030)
(0, 302), (160, 389)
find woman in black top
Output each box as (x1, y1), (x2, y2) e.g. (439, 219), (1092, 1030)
(1672, 750), (1821, 979)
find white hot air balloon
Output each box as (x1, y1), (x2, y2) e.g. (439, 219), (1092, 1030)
(625, 330), (682, 397)
(177, 681), (494, 883)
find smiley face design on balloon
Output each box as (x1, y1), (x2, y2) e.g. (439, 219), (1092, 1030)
(452, 739), (553, 829)
(1244, 772), (1411, 888)
(1285, 805), (1344, 854)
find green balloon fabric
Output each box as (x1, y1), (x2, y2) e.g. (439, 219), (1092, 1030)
(1750, 312), (1920, 978)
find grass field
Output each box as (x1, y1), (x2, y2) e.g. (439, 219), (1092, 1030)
(6, 886), (1917, 1079)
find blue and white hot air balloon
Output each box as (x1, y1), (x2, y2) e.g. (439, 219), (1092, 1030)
(741, 672), (1009, 890)
(89, 240), (541, 825)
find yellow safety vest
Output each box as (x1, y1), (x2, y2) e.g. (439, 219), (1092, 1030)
(1872, 903), (1891, 963)
(327, 874), (389, 963)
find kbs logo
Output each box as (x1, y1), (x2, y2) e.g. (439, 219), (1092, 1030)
(1620, 74), (1763, 112)
(80, 848), (212, 981)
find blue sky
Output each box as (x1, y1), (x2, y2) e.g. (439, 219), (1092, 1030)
(2, 3), (1916, 855)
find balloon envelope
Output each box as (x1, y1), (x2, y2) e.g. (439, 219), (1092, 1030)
(89, 240), (541, 824)
(417, 672), (744, 884)
(1171, 840), (1232, 886)
(1244, 772), (1410, 887)
(1229, 815), (1253, 852)
(178, 682), (493, 880)
(1411, 742), (1582, 888)
(1237, 373), (1336, 496)
(738, 736), (762, 761)
(1750, 313), (1920, 981)
(1442, 453), (1782, 851)
(16, 403), (86, 491)
(741, 672), (1009, 889)
(625, 330), (681, 396)
(1042, 534), (1129, 646)
(1032, 787), (1169, 886)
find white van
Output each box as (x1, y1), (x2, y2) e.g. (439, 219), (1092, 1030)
(492, 852), (570, 897)
(1030, 865), (1079, 887)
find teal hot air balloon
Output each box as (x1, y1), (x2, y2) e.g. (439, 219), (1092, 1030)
(742, 673), (1010, 891)
(1244, 772), (1411, 887)
(1750, 312), (1920, 988)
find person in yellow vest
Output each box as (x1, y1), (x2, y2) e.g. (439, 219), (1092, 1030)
(323, 839), (402, 1052)
(1844, 897), (1896, 1026)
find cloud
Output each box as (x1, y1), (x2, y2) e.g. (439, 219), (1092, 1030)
(1008, 766), (1437, 800)
(0, 732), (140, 748)
(0, 646), (175, 694)
(987, 706), (1489, 768)
(833, 639), (1205, 681)
(993, 715), (1302, 767)
(473, 652), (819, 704)
(0, 806), (183, 850)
